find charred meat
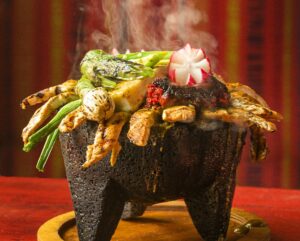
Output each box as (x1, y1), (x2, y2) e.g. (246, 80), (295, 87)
(146, 75), (230, 110)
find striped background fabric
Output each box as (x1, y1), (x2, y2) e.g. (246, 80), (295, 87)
(0, 0), (299, 188)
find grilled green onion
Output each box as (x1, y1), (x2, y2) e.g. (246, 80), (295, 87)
(23, 99), (82, 152)
(36, 128), (59, 172)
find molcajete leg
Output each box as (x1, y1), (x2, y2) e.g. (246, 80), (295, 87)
(61, 128), (127, 241)
(184, 182), (233, 241)
(184, 127), (245, 241)
(74, 179), (126, 241)
(121, 201), (147, 220)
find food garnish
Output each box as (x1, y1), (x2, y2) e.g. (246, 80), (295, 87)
(22, 92), (79, 144)
(127, 108), (160, 146)
(20, 45), (282, 171)
(81, 50), (155, 88)
(162, 105), (196, 123)
(23, 99), (82, 152)
(58, 106), (86, 133)
(168, 44), (211, 86)
(83, 111), (129, 168)
(21, 79), (77, 109)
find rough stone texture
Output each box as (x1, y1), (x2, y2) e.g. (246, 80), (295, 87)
(121, 201), (147, 220)
(60, 121), (246, 241)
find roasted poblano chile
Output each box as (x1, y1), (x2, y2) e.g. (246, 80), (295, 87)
(80, 50), (155, 87)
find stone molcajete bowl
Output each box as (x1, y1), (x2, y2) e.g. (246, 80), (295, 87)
(60, 120), (246, 241)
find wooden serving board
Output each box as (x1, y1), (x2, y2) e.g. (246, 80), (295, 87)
(37, 200), (270, 241)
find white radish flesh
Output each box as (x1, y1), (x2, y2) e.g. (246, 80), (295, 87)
(168, 44), (211, 86)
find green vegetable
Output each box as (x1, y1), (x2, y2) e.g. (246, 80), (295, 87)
(75, 76), (95, 97)
(36, 128), (59, 172)
(118, 51), (172, 61)
(81, 50), (154, 84)
(80, 50), (173, 90)
(134, 52), (168, 67)
(23, 99), (82, 152)
(119, 51), (172, 66)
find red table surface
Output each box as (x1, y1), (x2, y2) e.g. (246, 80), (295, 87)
(0, 177), (299, 241)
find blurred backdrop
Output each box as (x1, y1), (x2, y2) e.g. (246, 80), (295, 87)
(0, 0), (299, 188)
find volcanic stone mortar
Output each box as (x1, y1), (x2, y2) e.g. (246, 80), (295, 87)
(60, 121), (246, 241)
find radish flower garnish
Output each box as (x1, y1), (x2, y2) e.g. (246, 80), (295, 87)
(168, 44), (211, 86)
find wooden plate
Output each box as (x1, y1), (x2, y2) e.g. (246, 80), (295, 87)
(37, 200), (270, 241)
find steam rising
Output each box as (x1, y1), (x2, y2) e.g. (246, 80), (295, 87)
(73, 0), (218, 72)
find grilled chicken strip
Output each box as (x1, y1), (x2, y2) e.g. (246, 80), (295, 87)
(83, 112), (129, 168)
(230, 91), (282, 122)
(250, 125), (268, 162)
(127, 108), (160, 146)
(162, 105), (196, 123)
(59, 106), (87, 133)
(202, 108), (276, 132)
(110, 142), (122, 166)
(226, 82), (269, 108)
(22, 92), (78, 143)
(21, 80), (77, 109)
